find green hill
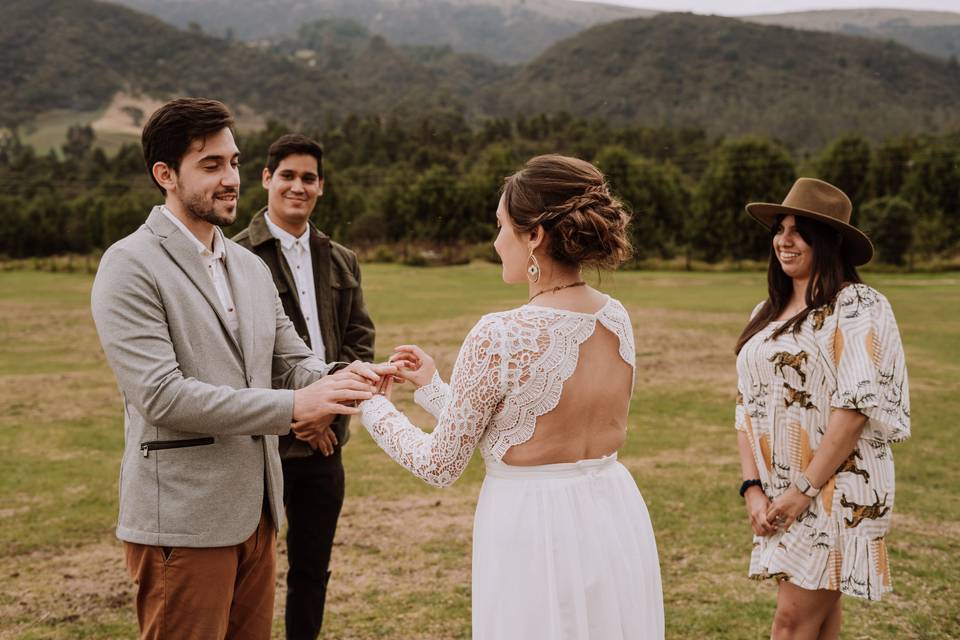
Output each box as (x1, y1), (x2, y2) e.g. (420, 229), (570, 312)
(486, 13), (960, 148)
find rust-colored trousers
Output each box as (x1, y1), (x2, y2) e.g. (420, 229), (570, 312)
(124, 511), (276, 640)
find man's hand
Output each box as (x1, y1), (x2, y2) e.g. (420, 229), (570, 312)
(292, 415), (338, 456)
(340, 360), (398, 386)
(292, 374), (375, 423)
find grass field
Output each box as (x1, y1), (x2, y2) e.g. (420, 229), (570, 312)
(0, 264), (957, 639)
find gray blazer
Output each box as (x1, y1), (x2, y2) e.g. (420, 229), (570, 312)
(91, 207), (332, 548)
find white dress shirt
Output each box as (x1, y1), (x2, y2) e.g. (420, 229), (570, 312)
(264, 212), (325, 358)
(161, 206), (240, 342)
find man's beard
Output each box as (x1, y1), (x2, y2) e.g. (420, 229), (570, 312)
(180, 183), (239, 227)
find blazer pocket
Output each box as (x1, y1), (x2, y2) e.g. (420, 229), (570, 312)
(140, 437), (215, 458)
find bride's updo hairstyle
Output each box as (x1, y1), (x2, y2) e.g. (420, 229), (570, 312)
(502, 154), (632, 270)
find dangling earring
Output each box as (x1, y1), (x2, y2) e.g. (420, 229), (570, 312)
(527, 253), (541, 284)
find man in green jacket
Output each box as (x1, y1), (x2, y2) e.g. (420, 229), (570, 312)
(233, 134), (375, 639)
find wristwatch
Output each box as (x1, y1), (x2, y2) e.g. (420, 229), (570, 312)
(793, 473), (821, 498)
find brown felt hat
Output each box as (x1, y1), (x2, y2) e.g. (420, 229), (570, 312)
(745, 177), (874, 265)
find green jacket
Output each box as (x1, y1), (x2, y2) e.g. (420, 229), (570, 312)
(233, 208), (376, 456)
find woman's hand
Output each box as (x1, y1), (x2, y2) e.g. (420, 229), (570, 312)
(766, 486), (813, 532)
(389, 345), (437, 388)
(744, 486), (776, 536)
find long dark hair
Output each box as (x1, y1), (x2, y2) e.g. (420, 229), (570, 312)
(735, 215), (863, 354)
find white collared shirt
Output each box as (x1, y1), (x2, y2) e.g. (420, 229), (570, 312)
(264, 212), (325, 358)
(161, 206), (240, 342)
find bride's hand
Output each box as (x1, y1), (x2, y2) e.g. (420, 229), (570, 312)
(389, 345), (437, 388)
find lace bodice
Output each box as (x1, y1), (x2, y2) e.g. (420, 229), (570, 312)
(359, 296), (636, 487)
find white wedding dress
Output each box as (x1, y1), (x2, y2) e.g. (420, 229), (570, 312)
(359, 295), (664, 639)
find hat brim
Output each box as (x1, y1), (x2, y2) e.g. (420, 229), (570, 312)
(745, 203), (874, 266)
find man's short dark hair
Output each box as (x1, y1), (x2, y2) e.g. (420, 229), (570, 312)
(141, 98), (235, 195)
(265, 134), (324, 178)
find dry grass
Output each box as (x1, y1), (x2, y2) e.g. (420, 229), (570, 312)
(1, 266), (957, 639)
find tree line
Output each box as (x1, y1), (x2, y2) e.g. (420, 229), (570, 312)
(0, 112), (957, 267)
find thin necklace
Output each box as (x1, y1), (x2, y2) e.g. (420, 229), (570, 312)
(528, 281), (587, 303)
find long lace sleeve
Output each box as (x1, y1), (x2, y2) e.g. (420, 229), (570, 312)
(413, 371), (452, 419)
(359, 316), (506, 487)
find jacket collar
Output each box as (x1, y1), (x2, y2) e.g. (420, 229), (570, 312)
(247, 206), (329, 247)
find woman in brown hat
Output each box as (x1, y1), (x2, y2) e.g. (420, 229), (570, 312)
(733, 178), (911, 638)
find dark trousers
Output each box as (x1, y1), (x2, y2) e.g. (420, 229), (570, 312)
(282, 449), (345, 640)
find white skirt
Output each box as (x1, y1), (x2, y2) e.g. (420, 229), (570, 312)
(472, 453), (664, 640)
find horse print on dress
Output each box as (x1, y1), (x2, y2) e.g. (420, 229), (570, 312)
(835, 449), (870, 482)
(840, 491), (890, 528)
(811, 304), (834, 330)
(783, 382), (817, 411)
(769, 351), (809, 385)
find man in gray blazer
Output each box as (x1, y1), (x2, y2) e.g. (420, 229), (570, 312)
(91, 98), (391, 640)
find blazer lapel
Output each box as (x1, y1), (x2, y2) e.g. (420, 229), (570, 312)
(150, 208), (242, 356)
(225, 243), (256, 377)
(310, 227), (337, 361)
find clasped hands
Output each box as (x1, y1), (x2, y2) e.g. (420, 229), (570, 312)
(290, 345), (438, 455)
(744, 484), (812, 536)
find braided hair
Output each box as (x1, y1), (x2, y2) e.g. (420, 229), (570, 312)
(502, 155), (632, 271)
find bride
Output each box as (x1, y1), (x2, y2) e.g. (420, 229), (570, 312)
(359, 155), (664, 639)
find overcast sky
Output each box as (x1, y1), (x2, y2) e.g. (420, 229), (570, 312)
(579, 0), (960, 16)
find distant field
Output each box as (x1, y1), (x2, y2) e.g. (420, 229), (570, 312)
(18, 109), (116, 155)
(0, 265), (957, 639)
(16, 97), (266, 156)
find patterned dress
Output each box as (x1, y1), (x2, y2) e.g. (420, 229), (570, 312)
(735, 284), (911, 601)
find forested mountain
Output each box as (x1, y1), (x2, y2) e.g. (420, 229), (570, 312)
(0, 0), (501, 130)
(486, 13), (960, 149)
(107, 0), (651, 63)
(744, 9), (960, 60)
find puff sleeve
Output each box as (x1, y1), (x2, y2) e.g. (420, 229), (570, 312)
(825, 285), (911, 443)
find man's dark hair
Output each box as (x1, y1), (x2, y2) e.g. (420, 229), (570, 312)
(265, 134), (324, 178)
(141, 98), (235, 195)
